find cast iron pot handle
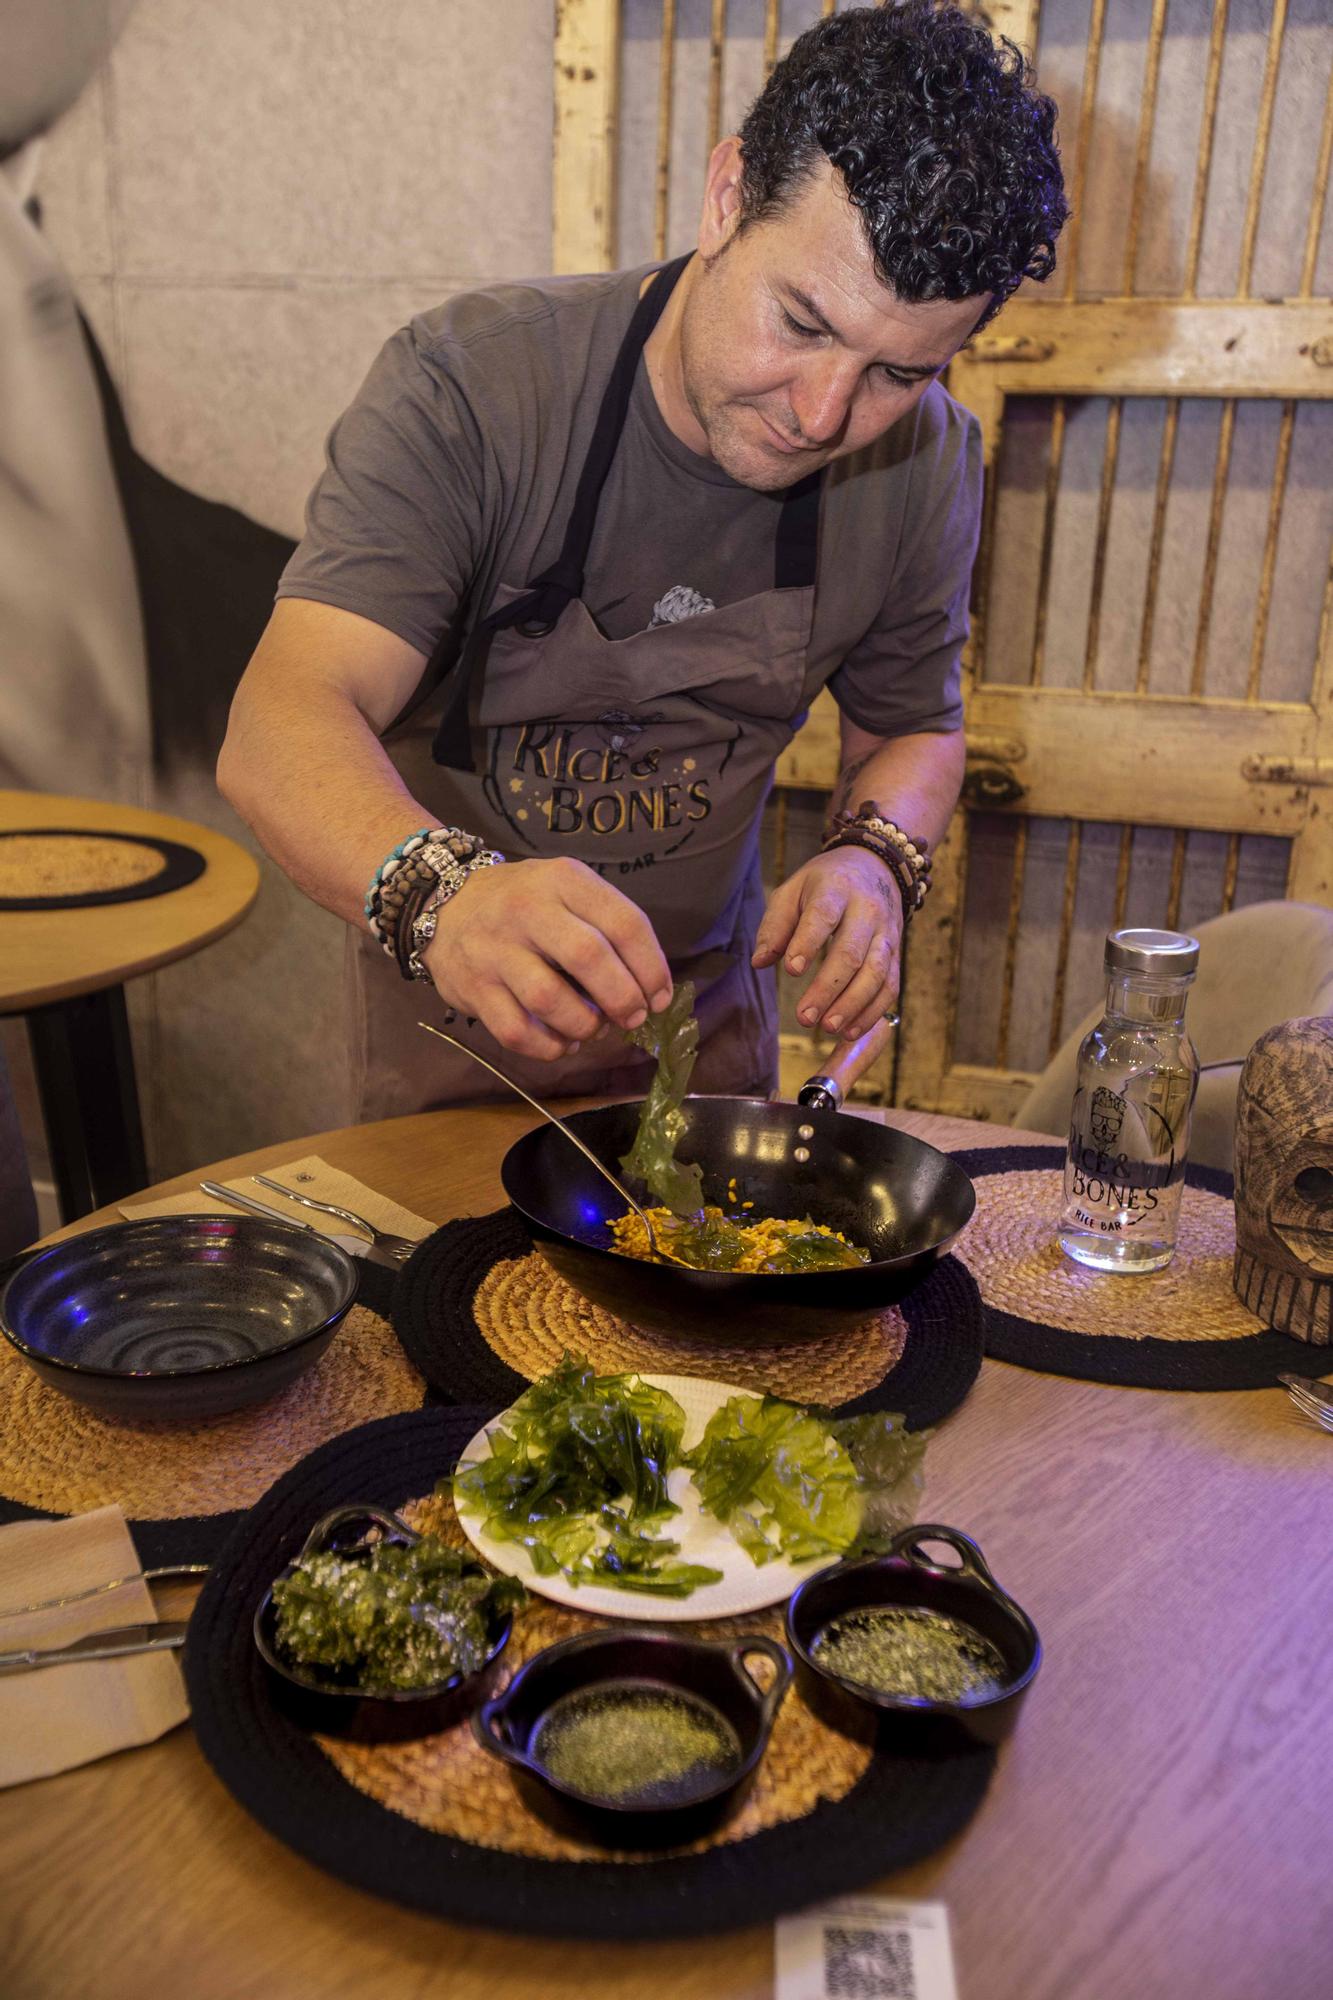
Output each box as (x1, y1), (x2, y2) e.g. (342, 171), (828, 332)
(472, 1692), (532, 1769)
(796, 1014), (900, 1112)
(297, 1504), (420, 1562)
(884, 1523), (1005, 1595)
(727, 1635), (794, 1726)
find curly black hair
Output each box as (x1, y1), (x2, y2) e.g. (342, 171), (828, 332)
(737, 2), (1067, 328)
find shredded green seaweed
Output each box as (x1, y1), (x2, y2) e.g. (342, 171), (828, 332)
(451, 1353), (723, 1598)
(620, 980), (705, 1219)
(271, 1535), (525, 1692)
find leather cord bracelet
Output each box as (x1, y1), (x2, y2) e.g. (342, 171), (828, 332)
(821, 805), (932, 922)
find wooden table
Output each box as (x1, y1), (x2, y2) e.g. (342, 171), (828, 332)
(3, 1104), (1330, 2000)
(0, 790), (259, 1217)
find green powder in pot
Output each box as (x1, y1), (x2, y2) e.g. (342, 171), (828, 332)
(534, 1683), (741, 1808)
(812, 1605), (1010, 1705)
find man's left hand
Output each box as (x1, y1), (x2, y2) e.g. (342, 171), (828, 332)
(751, 846), (903, 1040)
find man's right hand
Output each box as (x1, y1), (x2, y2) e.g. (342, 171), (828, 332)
(421, 855), (673, 1061)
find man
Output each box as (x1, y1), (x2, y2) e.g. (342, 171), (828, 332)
(219, 2), (1066, 1117)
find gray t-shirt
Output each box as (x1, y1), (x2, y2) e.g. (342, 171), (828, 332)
(278, 264), (979, 737)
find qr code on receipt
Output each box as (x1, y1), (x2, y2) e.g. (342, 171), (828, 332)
(823, 1921), (917, 1997)
(775, 1898), (957, 2000)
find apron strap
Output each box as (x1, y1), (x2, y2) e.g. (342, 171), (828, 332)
(430, 254), (823, 769)
(485, 253), (693, 640)
(773, 469), (821, 591)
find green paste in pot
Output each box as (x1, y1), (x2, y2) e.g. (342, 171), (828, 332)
(534, 1683), (741, 1808)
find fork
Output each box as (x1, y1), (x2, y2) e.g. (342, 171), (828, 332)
(1278, 1373), (1333, 1432)
(250, 1174), (420, 1262)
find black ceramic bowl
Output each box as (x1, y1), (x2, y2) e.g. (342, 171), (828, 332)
(786, 1525), (1041, 1749)
(254, 1505), (514, 1743)
(0, 1214), (357, 1420)
(474, 1626), (793, 1847)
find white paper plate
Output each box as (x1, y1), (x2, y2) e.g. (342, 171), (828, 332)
(454, 1373), (830, 1622)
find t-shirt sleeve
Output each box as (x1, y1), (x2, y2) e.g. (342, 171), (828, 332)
(826, 398), (982, 737)
(276, 324), (487, 659)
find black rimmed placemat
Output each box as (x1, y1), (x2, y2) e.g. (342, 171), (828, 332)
(0, 1258), (417, 1566)
(390, 1207), (983, 1428)
(0, 827), (207, 909)
(185, 1406), (995, 1940)
(949, 1144), (1320, 1390)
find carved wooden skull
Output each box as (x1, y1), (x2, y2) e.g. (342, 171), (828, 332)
(1232, 1015), (1333, 1344)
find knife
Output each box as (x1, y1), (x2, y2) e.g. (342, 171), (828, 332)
(0, 1620), (190, 1674)
(197, 1182), (402, 1269)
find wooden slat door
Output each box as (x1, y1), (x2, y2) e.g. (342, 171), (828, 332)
(894, 0), (1333, 1120)
(555, 0), (1333, 1115)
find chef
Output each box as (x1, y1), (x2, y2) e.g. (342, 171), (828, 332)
(218, 2), (1066, 1117)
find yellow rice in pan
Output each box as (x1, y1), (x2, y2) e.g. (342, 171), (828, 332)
(606, 1204), (868, 1273)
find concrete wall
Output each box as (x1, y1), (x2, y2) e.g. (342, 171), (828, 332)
(21, 0), (554, 1190)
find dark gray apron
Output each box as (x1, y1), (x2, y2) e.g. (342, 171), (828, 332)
(349, 256), (823, 1117)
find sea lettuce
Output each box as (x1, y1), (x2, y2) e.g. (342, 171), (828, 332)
(830, 1408), (929, 1552)
(620, 980), (706, 1219)
(757, 1228), (871, 1272)
(686, 1395), (926, 1565)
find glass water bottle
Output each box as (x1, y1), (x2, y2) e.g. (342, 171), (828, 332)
(1057, 927), (1200, 1274)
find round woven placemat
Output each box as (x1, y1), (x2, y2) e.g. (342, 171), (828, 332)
(391, 1208), (983, 1428)
(185, 1407), (995, 1939)
(950, 1145), (1317, 1389)
(0, 1262), (423, 1564)
(0, 827), (206, 909)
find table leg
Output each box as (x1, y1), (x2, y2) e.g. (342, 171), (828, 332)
(26, 986), (148, 1220)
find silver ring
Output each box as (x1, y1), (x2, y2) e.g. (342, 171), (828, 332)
(882, 1009), (901, 1027)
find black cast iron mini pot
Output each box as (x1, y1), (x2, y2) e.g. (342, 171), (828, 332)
(473, 1626), (793, 1847)
(254, 1505), (514, 1743)
(786, 1524), (1041, 1750)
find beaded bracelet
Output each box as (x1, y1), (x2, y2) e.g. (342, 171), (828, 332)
(826, 831), (918, 920)
(832, 832), (929, 922)
(363, 826), (503, 971)
(363, 826), (490, 940)
(821, 805), (932, 922)
(364, 827), (443, 941)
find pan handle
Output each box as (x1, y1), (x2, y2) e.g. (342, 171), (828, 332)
(796, 1013), (899, 1112)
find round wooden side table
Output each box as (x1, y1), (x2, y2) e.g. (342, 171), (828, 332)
(0, 789), (259, 1217)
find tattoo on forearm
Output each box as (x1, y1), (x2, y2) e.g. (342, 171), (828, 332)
(827, 752), (874, 833)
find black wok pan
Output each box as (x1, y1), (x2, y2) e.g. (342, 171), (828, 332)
(499, 1058), (976, 1344)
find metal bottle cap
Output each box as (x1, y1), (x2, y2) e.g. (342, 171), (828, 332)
(1104, 927), (1200, 977)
